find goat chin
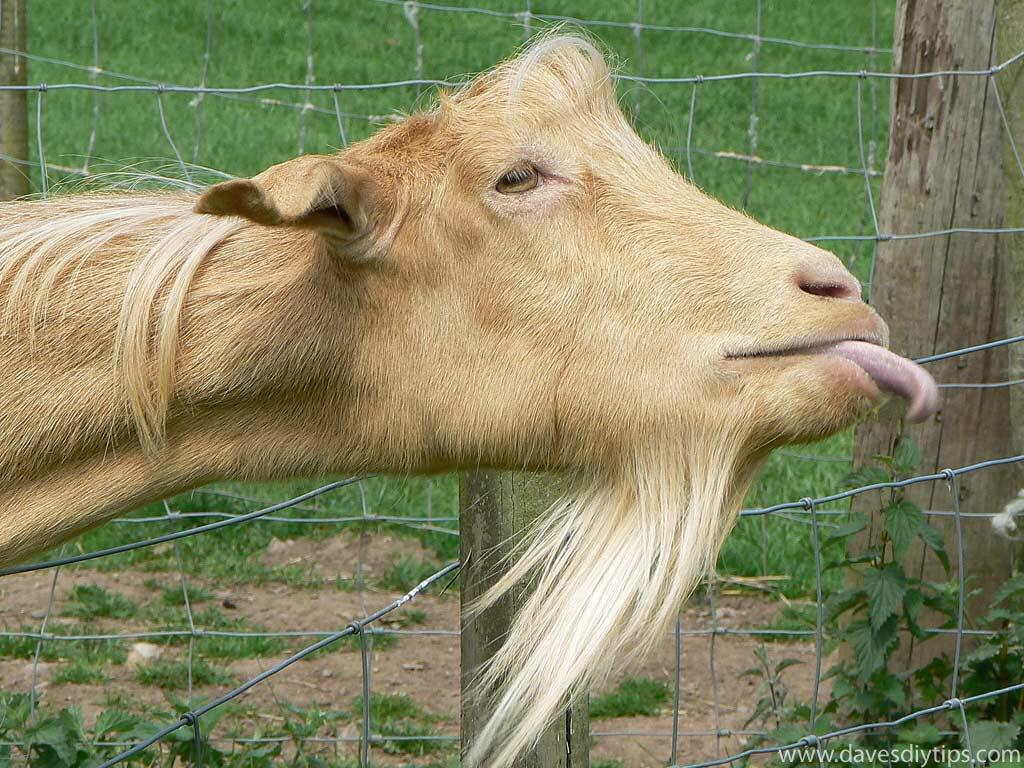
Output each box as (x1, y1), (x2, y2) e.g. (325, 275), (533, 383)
(463, 429), (756, 768)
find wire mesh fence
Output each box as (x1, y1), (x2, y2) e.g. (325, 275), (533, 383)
(1, 1), (1023, 766)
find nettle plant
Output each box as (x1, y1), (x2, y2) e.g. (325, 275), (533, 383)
(745, 437), (1024, 762)
(830, 437), (1024, 754)
(825, 436), (958, 724)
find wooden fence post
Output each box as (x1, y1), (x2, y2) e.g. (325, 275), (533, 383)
(852, 0), (1017, 647)
(0, 0), (28, 201)
(998, 0), (1024, 459)
(460, 470), (589, 768)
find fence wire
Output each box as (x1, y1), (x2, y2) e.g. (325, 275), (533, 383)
(1, 2), (1023, 767)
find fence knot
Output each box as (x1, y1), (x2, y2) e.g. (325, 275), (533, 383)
(858, 69), (868, 79)
(180, 711), (199, 728)
(876, 233), (894, 242)
(944, 697), (964, 710)
(941, 468), (956, 486)
(800, 734), (820, 748)
(694, 75), (705, 85)
(799, 497), (815, 511)
(37, 83), (48, 93)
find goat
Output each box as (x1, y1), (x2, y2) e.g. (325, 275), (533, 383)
(0, 36), (937, 768)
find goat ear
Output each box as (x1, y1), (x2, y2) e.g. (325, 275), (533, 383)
(194, 155), (380, 242)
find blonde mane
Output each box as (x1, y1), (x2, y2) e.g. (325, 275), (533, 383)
(0, 194), (244, 450)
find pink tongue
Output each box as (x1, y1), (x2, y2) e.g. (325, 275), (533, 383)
(824, 341), (939, 422)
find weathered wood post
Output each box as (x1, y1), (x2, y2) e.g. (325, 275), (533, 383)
(0, 0), (29, 201)
(852, 0), (1017, 650)
(460, 471), (589, 767)
(998, 0), (1024, 458)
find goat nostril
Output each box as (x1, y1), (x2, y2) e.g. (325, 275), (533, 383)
(798, 278), (860, 301)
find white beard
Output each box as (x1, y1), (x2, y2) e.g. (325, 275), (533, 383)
(464, 430), (756, 768)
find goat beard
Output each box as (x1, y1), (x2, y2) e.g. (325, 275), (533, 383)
(464, 429), (759, 768)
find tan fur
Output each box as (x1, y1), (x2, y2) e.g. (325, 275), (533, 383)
(0, 36), (888, 767)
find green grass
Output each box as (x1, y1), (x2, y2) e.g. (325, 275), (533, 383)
(137, 602), (288, 659)
(135, 657), (235, 689)
(389, 607), (429, 627)
(0, 627), (126, 665)
(144, 577), (215, 606)
(590, 677), (672, 719)
(18, 1), (890, 605)
(352, 693), (448, 757)
(52, 658), (109, 685)
(61, 584), (138, 620)
(376, 556), (453, 593)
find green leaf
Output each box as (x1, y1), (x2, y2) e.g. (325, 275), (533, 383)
(966, 720), (1020, 755)
(884, 500), (924, 560)
(27, 709), (83, 767)
(825, 513), (868, 541)
(903, 587), (926, 639)
(874, 672), (906, 709)
(993, 573), (1024, 606)
(964, 641), (1002, 666)
(848, 616), (899, 680)
(842, 551), (883, 567)
(824, 588), (865, 623)
(893, 437), (920, 473)
(774, 658), (804, 674)
(897, 720), (942, 746)
(919, 522), (950, 573)
(921, 581), (960, 621)
(93, 710), (143, 738)
(843, 466), (891, 489)
(985, 607), (1022, 625)
(863, 563), (908, 630)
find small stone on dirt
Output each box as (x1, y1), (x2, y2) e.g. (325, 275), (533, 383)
(402, 662), (426, 671)
(222, 598), (238, 610)
(126, 642), (163, 668)
(30, 609), (47, 619)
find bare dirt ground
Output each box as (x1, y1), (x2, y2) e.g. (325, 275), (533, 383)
(0, 531), (827, 766)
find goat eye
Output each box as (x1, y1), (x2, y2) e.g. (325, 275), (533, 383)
(496, 164), (540, 194)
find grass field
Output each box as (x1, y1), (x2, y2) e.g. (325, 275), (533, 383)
(3, 2), (898, 763)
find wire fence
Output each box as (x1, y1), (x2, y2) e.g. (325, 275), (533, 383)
(1, 2), (1023, 767)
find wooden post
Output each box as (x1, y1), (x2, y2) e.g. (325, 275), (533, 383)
(460, 470), (589, 768)
(0, 0), (28, 201)
(998, 0), (1024, 458)
(852, 0), (1017, 637)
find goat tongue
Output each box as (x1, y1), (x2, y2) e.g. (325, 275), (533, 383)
(824, 340), (939, 423)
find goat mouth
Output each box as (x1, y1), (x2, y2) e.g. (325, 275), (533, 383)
(725, 336), (880, 360)
(726, 338), (940, 423)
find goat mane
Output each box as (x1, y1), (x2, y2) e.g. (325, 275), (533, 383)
(0, 194), (243, 449)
